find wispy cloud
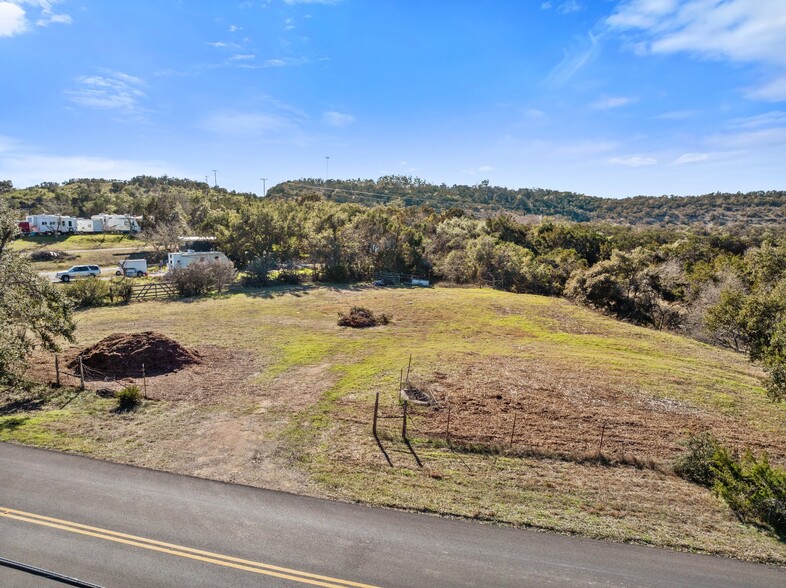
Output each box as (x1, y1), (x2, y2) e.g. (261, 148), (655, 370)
(283, 0), (340, 4)
(264, 56), (310, 67)
(67, 71), (147, 113)
(590, 95), (637, 110)
(672, 152), (709, 165)
(729, 111), (786, 129)
(322, 110), (354, 127)
(0, 137), (179, 186)
(608, 155), (657, 167)
(544, 32), (600, 88)
(557, 1), (583, 15)
(197, 98), (311, 144)
(655, 109), (697, 120)
(607, 0), (786, 101)
(230, 54), (256, 61)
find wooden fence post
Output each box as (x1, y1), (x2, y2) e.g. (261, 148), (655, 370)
(598, 422), (607, 456)
(509, 412), (517, 447)
(54, 354), (61, 387)
(78, 357), (85, 390)
(142, 363), (147, 399)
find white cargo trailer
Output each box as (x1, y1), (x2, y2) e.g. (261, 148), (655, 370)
(167, 250), (229, 271)
(25, 215), (77, 234)
(116, 259), (148, 277)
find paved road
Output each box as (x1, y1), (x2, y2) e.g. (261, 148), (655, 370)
(1, 443), (783, 588)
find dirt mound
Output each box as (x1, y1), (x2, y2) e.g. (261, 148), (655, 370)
(337, 306), (390, 328)
(69, 331), (200, 378)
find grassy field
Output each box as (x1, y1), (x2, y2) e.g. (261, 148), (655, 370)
(4, 285), (786, 562)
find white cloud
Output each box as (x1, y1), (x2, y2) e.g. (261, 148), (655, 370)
(321, 110), (354, 127)
(67, 71), (146, 112)
(0, 2), (27, 36)
(558, 1), (583, 15)
(526, 108), (545, 119)
(655, 109), (697, 120)
(228, 24), (240, 32)
(0, 149), (179, 187)
(745, 75), (786, 102)
(478, 165), (494, 172)
(608, 155), (657, 167)
(672, 152), (709, 165)
(729, 111), (786, 129)
(283, 0), (340, 4)
(541, 1), (552, 9)
(590, 95), (637, 110)
(607, 0), (786, 102)
(230, 54), (255, 61)
(264, 56), (309, 67)
(544, 32), (599, 87)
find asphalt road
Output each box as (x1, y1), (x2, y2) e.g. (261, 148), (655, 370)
(1, 443), (784, 588)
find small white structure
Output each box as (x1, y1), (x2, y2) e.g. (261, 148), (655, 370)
(77, 218), (104, 233)
(25, 214), (77, 234)
(167, 250), (229, 271)
(91, 214), (141, 233)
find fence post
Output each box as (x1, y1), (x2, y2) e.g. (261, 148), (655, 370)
(142, 363), (147, 399)
(598, 422), (607, 456)
(54, 354), (61, 387)
(78, 357), (85, 391)
(445, 404), (451, 446)
(510, 412), (517, 447)
(402, 399), (408, 439)
(372, 390), (393, 467)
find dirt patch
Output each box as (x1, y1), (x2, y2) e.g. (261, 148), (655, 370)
(69, 331), (200, 378)
(401, 357), (786, 465)
(29, 344), (260, 404)
(337, 306), (390, 328)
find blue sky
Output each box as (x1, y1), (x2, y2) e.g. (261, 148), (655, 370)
(1, 0), (786, 198)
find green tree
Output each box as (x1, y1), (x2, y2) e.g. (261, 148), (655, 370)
(0, 200), (75, 383)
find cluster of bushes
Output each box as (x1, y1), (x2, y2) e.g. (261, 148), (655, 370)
(63, 278), (135, 308)
(675, 433), (786, 535)
(165, 259), (237, 297)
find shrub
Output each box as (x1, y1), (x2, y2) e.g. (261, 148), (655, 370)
(674, 433), (786, 534)
(210, 259), (237, 293)
(167, 263), (215, 297)
(337, 306), (390, 328)
(64, 278), (110, 308)
(674, 431), (720, 487)
(115, 385), (141, 411)
(242, 257), (273, 287)
(109, 279), (134, 304)
(275, 270), (302, 285)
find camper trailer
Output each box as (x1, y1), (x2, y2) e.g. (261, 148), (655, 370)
(91, 214), (140, 233)
(77, 218), (104, 233)
(167, 250), (229, 271)
(25, 215), (77, 235)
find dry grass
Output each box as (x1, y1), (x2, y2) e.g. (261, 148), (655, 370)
(4, 284), (786, 562)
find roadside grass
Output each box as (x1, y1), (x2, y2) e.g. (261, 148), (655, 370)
(5, 285), (786, 562)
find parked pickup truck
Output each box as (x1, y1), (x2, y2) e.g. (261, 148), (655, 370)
(115, 258), (148, 278)
(55, 265), (101, 282)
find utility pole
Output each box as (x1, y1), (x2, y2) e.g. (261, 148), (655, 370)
(325, 156), (330, 180)
(204, 175), (209, 185)
(260, 178), (267, 197)
(211, 169), (218, 187)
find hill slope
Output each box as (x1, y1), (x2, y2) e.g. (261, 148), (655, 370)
(270, 177), (786, 226)
(3, 285), (785, 562)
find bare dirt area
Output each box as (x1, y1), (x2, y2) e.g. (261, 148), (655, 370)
(28, 343), (261, 404)
(406, 356), (786, 466)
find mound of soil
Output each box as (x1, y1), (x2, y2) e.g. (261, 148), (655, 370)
(337, 306), (390, 328)
(69, 331), (200, 378)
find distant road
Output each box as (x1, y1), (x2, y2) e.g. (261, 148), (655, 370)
(1, 443), (784, 588)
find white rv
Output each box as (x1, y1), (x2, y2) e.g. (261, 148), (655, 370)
(77, 218), (104, 233)
(91, 214), (141, 233)
(167, 250), (229, 271)
(25, 215), (77, 235)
